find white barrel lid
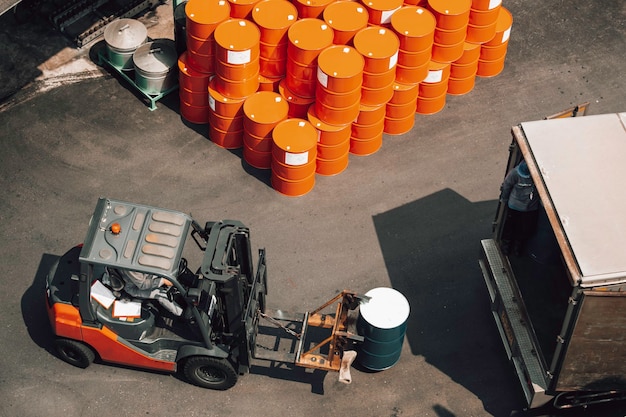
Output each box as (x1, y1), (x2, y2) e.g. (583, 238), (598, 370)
(360, 287), (410, 329)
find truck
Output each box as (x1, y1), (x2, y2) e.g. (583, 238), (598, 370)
(479, 108), (626, 410)
(46, 197), (366, 389)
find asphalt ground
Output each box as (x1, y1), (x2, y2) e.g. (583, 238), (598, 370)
(0, 1), (625, 417)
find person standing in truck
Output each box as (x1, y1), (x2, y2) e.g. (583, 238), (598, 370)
(499, 160), (540, 255)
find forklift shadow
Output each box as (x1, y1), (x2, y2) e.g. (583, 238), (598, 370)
(21, 253), (59, 354)
(372, 188), (524, 415)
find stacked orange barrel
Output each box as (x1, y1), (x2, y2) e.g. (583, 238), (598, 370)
(184, 0), (230, 74)
(390, 6), (435, 86)
(210, 18), (261, 148)
(271, 118), (318, 196)
(466, 0), (502, 44)
(315, 45), (363, 127)
(181, 0), (231, 124)
(178, 52), (211, 124)
(447, 41), (480, 95)
(427, 0), (471, 63)
(351, 103), (387, 155)
(352, 26), (398, 155)
(278, 80), (315, 118)
(252, 0), (298, 91)
(286, 18), (334, 101)
(243, 91), (289, 168)
(477, 6), (512, 77)
(314, 45), (364, 172)
(323, 1), (369, 46)
(385, 81), (419, 135)
(208, 78), (247, 148)
(416, 60), (450, 114)
(307, 106), (351, 175)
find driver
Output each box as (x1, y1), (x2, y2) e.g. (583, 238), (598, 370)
(120, 270), (183, 316)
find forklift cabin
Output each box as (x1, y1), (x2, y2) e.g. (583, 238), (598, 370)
(479, 110), (626, 409)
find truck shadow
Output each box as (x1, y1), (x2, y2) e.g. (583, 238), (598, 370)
(372, 188), (525, 416)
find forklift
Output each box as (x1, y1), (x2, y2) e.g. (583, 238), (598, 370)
(479, 106), (626, 409)
(46, 197), (366, 389)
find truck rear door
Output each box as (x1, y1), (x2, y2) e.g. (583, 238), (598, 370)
(552, 290), (626, 392)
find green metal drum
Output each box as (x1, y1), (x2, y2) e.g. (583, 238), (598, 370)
(357, 287), (410, 371)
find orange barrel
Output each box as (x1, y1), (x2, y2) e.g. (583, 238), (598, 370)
(294, 0), (333, 19)
(287, 18), (334, 66)
(180, 86), (208, 107)
(316, 84), (361, 108)
(260, 54), (287, 78)
(323, 1), (369, 46)
(178, 52), (211, 92)
(355, 102), (385, 125)
(467, 1), (501, 43)
(419, 60), (450, 97)
(317, 45), (364, 92)
(210, 111), (245, 132)
(271, 118), (318, 196)
(431, 39), (465, 63)
(316, 96), (361, 126)
(279, 79), (315, 118)
(390, 6), (435, 53)
(395, 60), (429, 84)
(483, 6), (512, 46)
(186, 0), (231, 39)
(350, 121), (384, 156)
(353, 26), (399, 74)
(186, 47), (215, 74)
(186, 32), (215, 56)
(214, 19), (261, 66)
(216, 57), (260, 79)
(361, 81), (395, 106)
(258, 74), (283, 91)
(384, 112), (414, 135)
(252, 0), (298, 45)
(180, 100), (210, 124)
(471, 0), (502, 12)
(427, 0), (471, 30)
(243, 91), (289, 137)
(362, 0), (403, 26)
(362, 67), (396, 89)
(228, 0), (260, 19)
(209, 118), (245, 149)
(307, 105), (351, 146)
(450, 58), (478, 79)
(209, 77), (248, 116)
(477, 7), (511, 77)
(385, 98), (416, 119)
(242, 91), (289, 166)
(389, 81), (419, 105)
(415, 91), (446, 114)
(397, 46), (431, 68)
(455, 41), (480, 64)
(433, 26), (466, 45)
(286, 18), (334, 97)
(209, 124), (243, 147)
(447, 73), (475, 95)
(308, 105), (351, 175)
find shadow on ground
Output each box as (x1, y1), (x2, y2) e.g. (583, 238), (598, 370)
(373, 188), (524, 415)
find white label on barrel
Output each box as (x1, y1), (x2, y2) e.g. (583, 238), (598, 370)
(380, 7), (401, 25)
(425, 69), (443, 83)
(389, 51), (398, 70)
(208, 95), (216, 111)
(285, 151), (309, 166)
(317, 67), (329, 88)
(489, 0), (502, 9)
(227, 49), (251, 65)
(502, 27), (512, 43)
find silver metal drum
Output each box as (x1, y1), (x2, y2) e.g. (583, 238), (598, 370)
(104, 18), (148, 71)
(132, 39), (178, 95)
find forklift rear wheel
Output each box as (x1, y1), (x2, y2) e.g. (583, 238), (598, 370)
(183, 356), (238, 390)
(54, 338), (95, 369)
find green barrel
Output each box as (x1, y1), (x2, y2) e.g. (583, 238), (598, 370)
(357, 287), (410, 371)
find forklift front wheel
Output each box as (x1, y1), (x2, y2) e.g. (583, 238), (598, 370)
(54, 338), (95, 369)
(183, 356), (238, 390)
